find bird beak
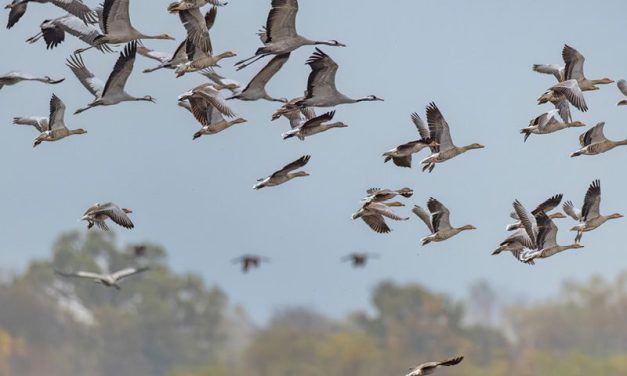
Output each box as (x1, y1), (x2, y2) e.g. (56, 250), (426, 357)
(50, 78), (66, 84)
(150, 98), (156, 103)
(5, 4), (13, 9)
(376, 97), (385, 101)
(338, 43), (347, 47)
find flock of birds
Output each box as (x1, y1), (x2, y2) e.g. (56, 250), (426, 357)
(3, 0), (626, 373)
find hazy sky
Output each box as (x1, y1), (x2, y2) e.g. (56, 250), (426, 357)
(2, 0), (627, 322)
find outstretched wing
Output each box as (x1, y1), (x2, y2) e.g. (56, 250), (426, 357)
(102, 41), (137, 98)
(66, 53), (105, 98)
(272, 155), (310, 178)
(111, 267), (149, 281)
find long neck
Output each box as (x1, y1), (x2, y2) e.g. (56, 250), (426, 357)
(615, 139), (627, 146)
(314, 40), (335, 46)
(69, 129), (84, 135)
(355, 96), (374, 103)
(591, 79), (611, 85)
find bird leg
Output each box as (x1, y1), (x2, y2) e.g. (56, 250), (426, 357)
(234, 54), (267, 71)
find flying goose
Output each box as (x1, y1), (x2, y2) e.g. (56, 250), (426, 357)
(0, 71), (64, 90)
(26, 14), (112, 52)
(362, 187), (414, 203)
(167, 0), (227, 13)
(174, 6), (237, 77)
(5, 0), (97, 26)
(68, 42), (156, 114)
(406, 356), (464, 376)
(228, 53), (289, 102)
(22, 94), (88, 147)
(506, 194), (565, 231)
(254, 155), (311, 190)
(55, 267), (149, 290)
(521, 212), (584, 263)
(185, 103), (247, 139)
(93, 0), (175, 46)
(382, 112), (438, 168)
(81, 202), (134, 231)
(234, 0), (346, 70)
(570, 122), (627, 157)
(281, 110), (347, 140)
(563, 180), (623, 242)
(413, 198), (477, 246)
(352, 201), (409, 234)
(617, 79), (627, 106)
(521, 109), (585, 142)
(232, 255), (269, 273)
(178, 83), (237, 119)
(420, 102), (484, 173)
(341, 253), (379, 268)
(139, 41), (188, 73)
(513, 201), (583, 263)
(538, 79), (588, 112)
(293, 49), (383, 108)
(561, 44), (614, 91)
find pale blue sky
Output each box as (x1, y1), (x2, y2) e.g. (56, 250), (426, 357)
(2, 0), (627, 322)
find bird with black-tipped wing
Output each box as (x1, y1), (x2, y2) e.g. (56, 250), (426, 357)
(68, 42), (156, 114)
(570, 122), (627, 157)
(506, 194), (566, 231)
(563, 180), (623, 243)
(352, 201), (408, 234)
(383, 112), (439, 168)
(420, 102), (484, 173)
(413, 198), (477, 246)
(235, 0), (345, 70)
(291, 48), (383, 108)
(282, 110), (347, 140)
(254, 155), (311, 190)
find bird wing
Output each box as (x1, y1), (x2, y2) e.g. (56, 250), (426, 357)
(195, 85), (236, 117)
(618, 79), (627, 97)
(265, 0), (298, 43)
(48, 94), (67, 130)
(532, 64), (563, 81)
(188, 97), (211, 125)
(283, 109), (304, 129)
(436, 356), (464, 367)
(411, 112), (430, 140)
(300, 106), (317, 120)
(535, 212), (558, 249)
(513, 200), (537, 248)
(56, 15), (110, 51)
(426, 102), (455, 151)
(137, 46), (172, 63)
(531, 194), (563, 216)
(300, 110), (334, 130)
(412, 205), (434, 233)
(271, 155), (310, 178)
(562, 200), (581, 221)
(208, 103), (225, 124)
(92, 203), (134, 229)
(102, 41), (137, 98)
(305, 48), (340, 100)
(579, 122), (607, 147)
(551, 79), (588, 112)
(13, 117), (49, 133)
(41, 21), (66, 49)
(581, 179), (601, 221)
(66, 54), (105, 98)
(6, 0), (27, 29)
(553, 98), (571, 123)
(179, 8), (212, 55)
(361, 215), (391, 234)
(111, 267), (149, 281)
(56, 270), (103, 280)
(562, 44), (586, 81)
(427, 197), (452, 232)
(241, 53), (290, 93)
(102, 0), (132, 34)
(51, 0), (97, 24)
